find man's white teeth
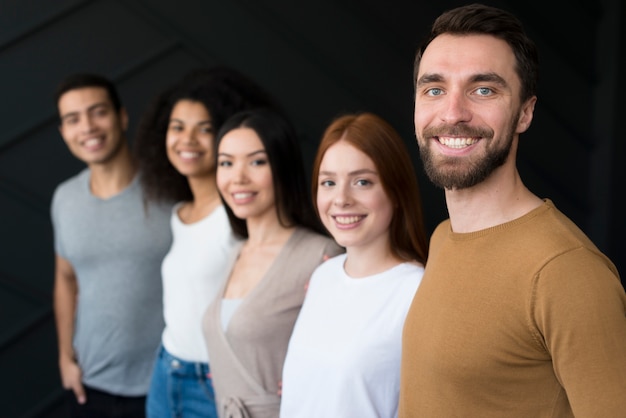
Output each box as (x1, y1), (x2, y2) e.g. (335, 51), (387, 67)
(335, 216), (363, 225)
(233, 192), (253, 199)
(84, 138), (101, 147)
(438, 137), (478, 149)
(180, 151), (200, 158)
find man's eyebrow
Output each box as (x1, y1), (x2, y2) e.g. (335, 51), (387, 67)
(471, 72), (508, 87)
(416, 73), (443, 87)
(416, 72), (508, 88)
(60, 102), (110, 121)
(60, 111), (78, 121)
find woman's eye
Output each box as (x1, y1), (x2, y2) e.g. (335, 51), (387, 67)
(251, 159), (267, 166)
(218, 160), (232, 167)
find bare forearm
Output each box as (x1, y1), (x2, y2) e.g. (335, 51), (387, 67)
(53, 255), (78, 363)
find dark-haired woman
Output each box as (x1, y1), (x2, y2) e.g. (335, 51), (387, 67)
(134, 67), (281, 418)
(202, 108), (343, 418)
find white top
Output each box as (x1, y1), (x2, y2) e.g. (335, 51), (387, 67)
(161, 203), (240, 362)
(220, 298), (242, 331)
(280, 253), (424, 418)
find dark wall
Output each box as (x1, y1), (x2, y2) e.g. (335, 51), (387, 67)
(0, 1), (623, 416)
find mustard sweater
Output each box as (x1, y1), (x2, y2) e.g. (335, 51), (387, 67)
(400, 200), (626, 418)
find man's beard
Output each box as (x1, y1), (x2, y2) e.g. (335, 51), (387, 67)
(417, 119), (516, 190)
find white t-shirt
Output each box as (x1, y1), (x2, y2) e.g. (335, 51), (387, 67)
(280, 253), (424, 418)
(161, 203), (241, 362)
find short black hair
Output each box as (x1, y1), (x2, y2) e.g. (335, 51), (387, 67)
(54, 73), (123, 113)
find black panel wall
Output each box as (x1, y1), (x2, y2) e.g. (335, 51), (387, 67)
(0, 1), (623, 416)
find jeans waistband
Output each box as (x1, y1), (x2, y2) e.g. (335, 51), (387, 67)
(159, 345), (211, 378)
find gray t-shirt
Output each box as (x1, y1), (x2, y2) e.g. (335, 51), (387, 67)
(51, 168), (173, 396)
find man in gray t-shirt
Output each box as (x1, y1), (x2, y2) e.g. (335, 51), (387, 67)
(51, 73), (172, 418)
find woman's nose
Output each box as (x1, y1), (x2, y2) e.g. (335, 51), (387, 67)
(333, 185), (351, 207)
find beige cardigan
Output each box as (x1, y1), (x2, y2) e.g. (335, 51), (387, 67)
(203, 227), (344, 418)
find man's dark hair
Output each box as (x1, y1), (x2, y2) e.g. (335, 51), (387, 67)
(414, 3), (539, 103)
(54, 73), (123, 113)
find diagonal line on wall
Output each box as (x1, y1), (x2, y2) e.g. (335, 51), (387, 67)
(0, 271), (51, 354)
(0, 175), (50, 218)
(234, 0), (388, 112)
(0, 0), (95, 54)
(116, 0), (223, 66)
(0, 308), (51, 354)
(0, 39), (182, 154)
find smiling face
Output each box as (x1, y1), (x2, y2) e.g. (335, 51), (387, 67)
(58, 87), (128, 166)
(414, 34), (535, 190)
(166, 99), (216, 179)
(316, 140), (393, 251)
(216, 127), (275, 222)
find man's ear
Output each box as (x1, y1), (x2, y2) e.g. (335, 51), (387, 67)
(516, 96), (536, 134)
(119, 107), (129, 132)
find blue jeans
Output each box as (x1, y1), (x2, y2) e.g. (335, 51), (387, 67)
(146, 344), (217, 418)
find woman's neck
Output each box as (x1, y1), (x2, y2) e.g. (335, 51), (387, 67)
(178, 176), (221, 224)
(245, 218), (295, 249)
(343, 239), (405, 278)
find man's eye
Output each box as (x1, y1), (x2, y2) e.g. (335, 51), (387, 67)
(476, 87), (493, 96)
(426, 88), (443, 96)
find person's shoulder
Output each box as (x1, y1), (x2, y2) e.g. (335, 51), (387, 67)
(432, 218), (450, 234)
(429, 218), (451, 249)
(400, 260), (426, 275)
(394, 261), (426, 288)
(310, 252), (346, 278)
(294, 226), (328, 242)
(527, 200), (619, 276)
(320, 252), (346, 267)
(538, 200), (603, 251)
(296, 227), (343, 254)
(53, 168), (89, 199)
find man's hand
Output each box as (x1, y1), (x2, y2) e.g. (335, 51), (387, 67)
(59, 356), (86, 404)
